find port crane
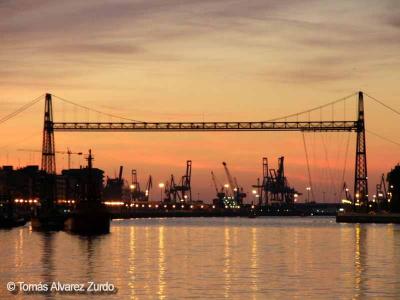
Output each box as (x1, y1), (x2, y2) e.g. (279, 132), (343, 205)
(164, 161), (192, 203)
(145, 175), (152, 201)
(211, 171), (226, 205)
(18, 148), (82, 169)
(222, 162), (246, 205)
(253, 157), (299, 205)
(130, 169), (153, 201)
(376, 174), (388, 205)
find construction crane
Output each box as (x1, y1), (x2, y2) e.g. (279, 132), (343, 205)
(18, 148), (83, 169)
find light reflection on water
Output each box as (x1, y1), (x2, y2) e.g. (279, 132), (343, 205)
(1, 217), (400, 299)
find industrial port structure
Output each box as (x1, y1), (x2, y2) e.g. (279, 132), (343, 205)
(1, 90), (399, 229)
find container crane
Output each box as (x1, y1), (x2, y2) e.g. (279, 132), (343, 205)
(165, 161), (192, 203)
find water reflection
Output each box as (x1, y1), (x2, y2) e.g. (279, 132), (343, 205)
(128, 226), (136, 299)
(1, 218), (400, 299)
(354, 225), (364, 299)
(223, 227), (231, 298)
(40, 233), (55, 300)
(158, 226), (166, 299)
(250, 227), (258, 299)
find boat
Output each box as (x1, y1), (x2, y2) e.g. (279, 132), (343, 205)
(0, 215), (26, 229)
(0, 200), (27, 229)
(64, 150), (110, 235)
(31, 212), (66, 231)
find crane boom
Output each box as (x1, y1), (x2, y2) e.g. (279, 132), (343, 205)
(211, 171), (220, 193)
(18, 148), (82, 169)
(222, 162), (236, 195)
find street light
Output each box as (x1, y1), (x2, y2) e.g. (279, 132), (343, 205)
(158, 183), (165, 202)
(306, 187), (311, 203)
(252, 189), (257, 203)
(130, 184), (136, 202)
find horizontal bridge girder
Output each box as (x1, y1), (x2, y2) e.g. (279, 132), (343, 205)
(53, 121), (358, 132)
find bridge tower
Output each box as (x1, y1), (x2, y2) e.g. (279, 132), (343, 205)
(354, 91), (368, 205)
(41, 93), (56, 174)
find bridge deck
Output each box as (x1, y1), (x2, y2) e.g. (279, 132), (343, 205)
(52, 121), (358, 132)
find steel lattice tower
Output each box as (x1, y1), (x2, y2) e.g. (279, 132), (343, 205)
(41, 93), (56, 174)
(354, 91), (368, 205)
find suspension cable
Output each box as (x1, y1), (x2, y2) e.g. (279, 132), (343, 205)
(266, 92), (357, 122)
(0, 94), (44, 125)
(52, 94), (145, 123)
(366, 129), (400, 147)
(302, 132), (315, 202)
(339, 132), (351, 200)
(364, 93), (400, 116)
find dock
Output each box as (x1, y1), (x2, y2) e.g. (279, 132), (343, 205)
(336, 212), (400, 224)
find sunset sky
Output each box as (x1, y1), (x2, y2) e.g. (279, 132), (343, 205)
(0, 0), (399, 202)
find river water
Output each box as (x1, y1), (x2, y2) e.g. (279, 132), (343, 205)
(0, 217), (399, 299)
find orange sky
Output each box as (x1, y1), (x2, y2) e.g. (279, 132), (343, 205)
(0, 0), (399, 202)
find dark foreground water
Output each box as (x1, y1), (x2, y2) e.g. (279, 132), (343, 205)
(1, 217), (400, 299)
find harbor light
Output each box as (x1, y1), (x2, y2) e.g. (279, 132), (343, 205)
(159, 183), (165, 202)
(224, 184), (229, 189)
(130, 184), (136, 190)
(252, 190), (257, 195)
